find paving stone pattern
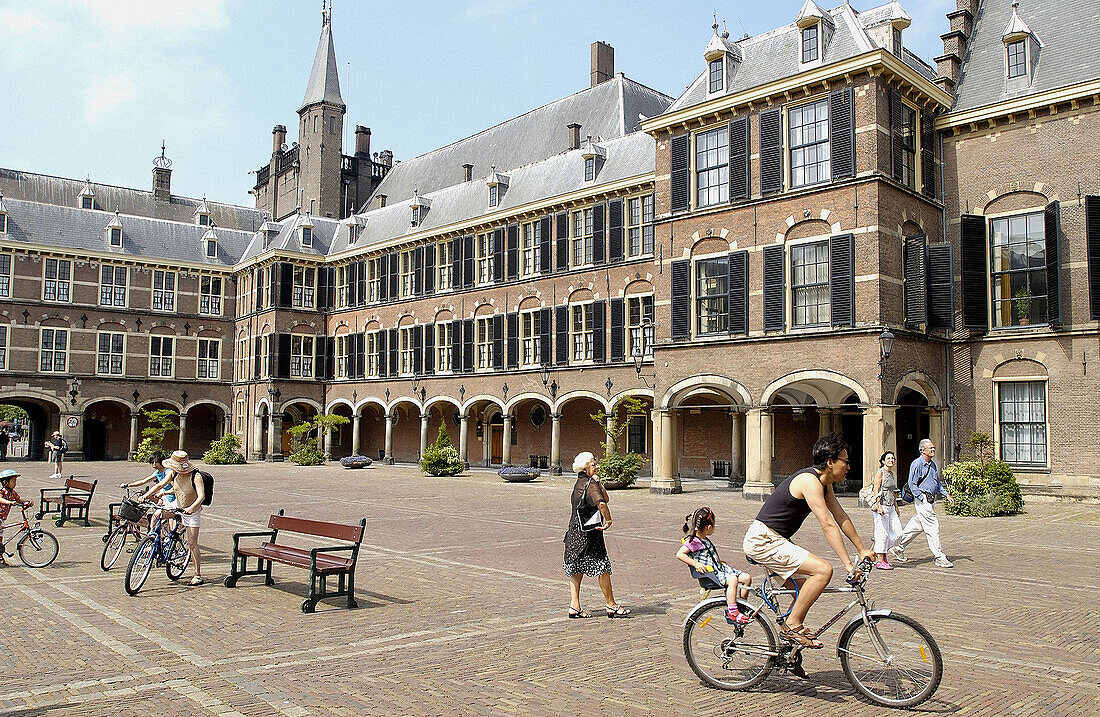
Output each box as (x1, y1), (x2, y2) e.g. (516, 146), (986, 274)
(0, 464), (1097, 716)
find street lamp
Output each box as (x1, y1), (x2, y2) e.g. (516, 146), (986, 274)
(68, 377), (81, 406)
(411, 374), (425, 401)
(539, 365), (558, 400)
(877, 328), (895, 381)
(267, 381), (281, 403)
(632, 318), (657, 389)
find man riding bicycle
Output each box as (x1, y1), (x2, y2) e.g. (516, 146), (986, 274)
(742, 432), (875, 649)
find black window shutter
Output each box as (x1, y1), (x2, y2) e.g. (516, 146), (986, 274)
(463, 234), (475, 287)
(359, 260), (368, 306)
(904, 234), (928, 328)
(592, 203), (606, 264)
(506, 224), (519, 279)
(960, 214), (988, 331)
(377, 329), (388, 377)
(591, 300), (606, 363)
(539, 216), (552, 273)
(610, 298), (625, 361)
(671, 260), (691, 340)
(555, 305), (569, 366)
(313, 335), (326, 379)
(538, 308), (552, 366)
(324, 336), (336, 380)
(276, 333), (291, 378)
(353, 332), (365, 378)
(890, 89), (904, 182)
(921, 110), (936, 198)
(670, 134), (690, 213)
(1087, 196), (1100, 320)
(763, 244), (786, 331)
(450, 322), (461, 372)
(555, 212), (569, 271)
(414, 246), (424, 296)
(492, 228), (504, 283)
(267, 333), (276, 378)
(253, 336), (262, 378)
(506, 312), (519, 369)
(927, 244), (955, 332)
(829, 234), (855, 327)
(491, 314), (504, 369)
(424, 245), (435, 294)
(1045, 201), (1063, 326)
(253, 268), (263, 312)
(729, 117), (750, 200)
(829, 88), (855, 180)
(423, 323), (435, 374)
(278, 262), (293, 307)
(759, 107), (784, 195)
(728, 250), (748, 335)
(462, 318), (475, 373)
(327, 267), (336, 309)
(268, 264), (277, 308)
(608, 199), (624, 262)
(378, 254), (389, 301)
(346, 262), (357, 306)
(388, 252), (399, 299)
(451, 237), (463, 289)
(388, 327), (398, 376)
(413, 325), (424, 375)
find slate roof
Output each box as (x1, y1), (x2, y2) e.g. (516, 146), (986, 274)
(238, 213), (339, 263)
(0, 197), (256, 268)
(952, 0), (1100, 113)
(300, 19), (344, 111)
(0, 167), (267, 232)
(366, 75), (672, 207)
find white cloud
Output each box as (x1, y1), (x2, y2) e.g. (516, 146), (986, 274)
(74, 0), (230, 38)
(83, 74), (137, 124)
(0, 7), (65, 63)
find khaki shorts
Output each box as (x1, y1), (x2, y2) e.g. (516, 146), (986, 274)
(742, 520), (810, 581)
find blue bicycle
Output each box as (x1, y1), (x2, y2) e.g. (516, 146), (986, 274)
(124, 502), (190, 595)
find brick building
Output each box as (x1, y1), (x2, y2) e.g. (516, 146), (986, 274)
(1, 1), (1097, 497)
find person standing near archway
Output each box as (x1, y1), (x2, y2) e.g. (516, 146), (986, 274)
(44, 431), (67, 478)
(0, 429), (9, 461)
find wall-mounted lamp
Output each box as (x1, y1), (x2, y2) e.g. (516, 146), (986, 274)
(539, 366), (558, 400)
(877, 328), (895, 381)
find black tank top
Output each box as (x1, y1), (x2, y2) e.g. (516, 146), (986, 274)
(754, 467), (818, 539)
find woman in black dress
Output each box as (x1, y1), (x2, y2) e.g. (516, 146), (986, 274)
(563, 451), (631, 618)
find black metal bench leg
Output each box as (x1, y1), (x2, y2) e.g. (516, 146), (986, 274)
(265, 559), (274, 586)
(301, 570), (318, 613)
(346, 570), (357, 609)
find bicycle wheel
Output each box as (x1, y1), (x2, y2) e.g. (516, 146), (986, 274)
(125, 536), (156, 596)
(164, 534), (191, 581)
(839, 611), (943, 708)
(101, 526), (127, 571)
(17, 529), (59, 568)
(683, 599), (776, 690)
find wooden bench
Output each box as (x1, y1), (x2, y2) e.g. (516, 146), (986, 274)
(223, 509), (366, 613)
(38, 477), (97, 527)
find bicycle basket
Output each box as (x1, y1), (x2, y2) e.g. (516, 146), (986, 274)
(118, 498), (146, 523)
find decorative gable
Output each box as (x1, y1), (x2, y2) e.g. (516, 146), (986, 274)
(194, 196), (211, 226)
(1002, 0), (1041, 89)
(703, 19), (741, 97)
(796, 0), (833, 69)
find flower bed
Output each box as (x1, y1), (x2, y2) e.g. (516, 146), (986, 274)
(498, 466), (539, 482)
(340, 455), (373, 469)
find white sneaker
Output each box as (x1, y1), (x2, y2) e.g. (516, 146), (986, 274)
(889, 547), (909, 563)
(933, 557), (953, 568)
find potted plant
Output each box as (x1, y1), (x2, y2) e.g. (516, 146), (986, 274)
(340, 455), (373, 469)
(286, 413), (350, 466)
(498, 465), (539, 482)
(1014, 287), (1032, 325)
(590, 396), (648, 490)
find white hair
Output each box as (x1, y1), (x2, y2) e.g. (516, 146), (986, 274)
(572, 451), (595, 474)
(919, 439), (934, 452)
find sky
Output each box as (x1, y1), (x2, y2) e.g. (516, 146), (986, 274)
(0, 0), (953, 209)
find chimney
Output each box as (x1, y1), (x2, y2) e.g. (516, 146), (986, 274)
(272, 125), (287, 154)
(935, 0), (976, 94)
(355, 125), (371, 158)
(591, 41), (614, 87)
(567, 123), (582, 151)
(463, 163), (474, 182)
(152, 141), (172, 203)
(378, 149), (393, 168)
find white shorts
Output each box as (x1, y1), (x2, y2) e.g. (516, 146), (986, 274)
(742, 520), (811, 581)
(180, 508), (201, 529)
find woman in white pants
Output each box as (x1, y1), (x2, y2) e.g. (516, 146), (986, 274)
(869, 451), (902, 569)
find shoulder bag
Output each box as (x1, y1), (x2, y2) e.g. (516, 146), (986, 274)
(575, 476), (604, 532)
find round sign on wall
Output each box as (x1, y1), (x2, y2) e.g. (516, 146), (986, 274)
(66, 416), (79, 428)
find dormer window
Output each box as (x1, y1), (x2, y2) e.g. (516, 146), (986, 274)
(197, 213), (210, 226)
(1007, 40), (1026, 78)
(892, 27), (902, 57)
(704, 20), (740, 97)
(106, 212), (123, 247)
(411, 205), (422, 226)
(345, 216), (365, 245)
(81, 196), (93, 210)
(801, 25), (819, 63)
(202, 228), (218, 259)
(584, 157), (596, 182)
(410, 191), (430, 227)
(78, 177), (95, 210)
(580, 137), (606, 183)
(0, 194), (7, 234)
(795, 1), (830, 67)
(301, 225), (313, 248)
(109, 228), (122, 246)
(488, 184), (500, 208)
(1002, 2), (1040, 84)
(486, 166), (509, 209)
(708, 58), (724, 93)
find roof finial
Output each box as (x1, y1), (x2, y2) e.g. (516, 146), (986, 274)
(153, 141), (172, 169)
(322, 0), (331, 27)
(721, 19), (730, 39)
(712, 13), (719, 34)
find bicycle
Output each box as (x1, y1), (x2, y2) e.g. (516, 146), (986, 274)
(1, 503), (60, 568)
(124, 503), (191, 596)
(101, 489), (149, 571)
(682, 557), (942, 708)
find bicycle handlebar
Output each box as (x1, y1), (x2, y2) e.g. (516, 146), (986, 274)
(846, 557), (875, 585)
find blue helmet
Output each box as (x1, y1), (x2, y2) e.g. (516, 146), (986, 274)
(0, 468), (19, 482)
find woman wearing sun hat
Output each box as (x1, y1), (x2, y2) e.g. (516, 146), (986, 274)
(142, 450), (206, 585)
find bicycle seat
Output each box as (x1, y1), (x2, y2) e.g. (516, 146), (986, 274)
(744, 555), (760, 565)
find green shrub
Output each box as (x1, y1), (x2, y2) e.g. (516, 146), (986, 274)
(597, 450), (646, 488)
(422, 425), (464, 476)
(285, 413), (350, 466)
(288, 443), (327, 466)
(943, 459), (1024, 517)
(202, 434), (246, 465)
(132, 437), (161, 463)
(130, 408), (179, 461)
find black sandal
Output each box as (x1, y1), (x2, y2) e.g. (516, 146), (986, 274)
(568, 607), (593, 619)
(605, 605), (632, 618)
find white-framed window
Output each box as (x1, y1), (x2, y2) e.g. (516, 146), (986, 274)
(236, 336), (248, 381)
(584, 157), (596, 182)
(695, 127), (729, 207)
(108, 226), (122, 247)
(259, 333), (273, 379)
(255, 266), (269, 311)
(791, 241), (830, 327)
(476, 318), (493, 370)
(572, 209), (593, 267)
(197, 338), (219, 379)
(892, 27), (902, 57)
(199, 275), (222, 316)
(411, 204), (422, 228)
(489, 184), (500, 208)
(436, 322), (453, 372)
(801, 25), (819, 63)
(43, 258), (71, 303)
(335, 335), (350, 379)
(234, 398), (246, 435)
(81, 195), (93, 210)
(436, 242), (452, 291)
(476, 232), (493, 284)
(789, 99), (830, 188)
(400, 327), (415, 375)
(627, 414), (647, 454)
(0, 211), (7, 234)
(367, 258), (381, 302)
(708, 58), (724, 93)
(197, 212), (210, 227)
(149, 336), (174, 377)
(571, 304), (593, 363)
(99, 265), (128, 307)
(627, 296), (655, 357)
(40, 328), (67, 372)
(203, 231), (217, 259)
(521, 221), (541, 277)
(400, 250), (414, 298)
(0, 325), (7, 370)
(96, 332), (125, 375)
(366, 331), (380, 377)
(520, 310), (540, 367)
(895, 100), (916, 189)
(997, 380), (1048, 468)
(990, 212), (1049, 327)
(300, 225), (313, 248)
(627, 195), (655, 257)
(336, 265), (350, 308)
(0, 253), (10, 298)
(151, 269), (176, 312)
(1007, 40), (1026, 78)
(695, 258), (729, 335)
(292, 266), (316, 308)
(290, 335), (314, 378)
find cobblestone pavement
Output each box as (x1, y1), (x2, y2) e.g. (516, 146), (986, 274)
(0, 463), (1096, 716)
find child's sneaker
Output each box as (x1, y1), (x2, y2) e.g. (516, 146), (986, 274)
(726, 607), (752, 625)
(874, 560), (893, 570)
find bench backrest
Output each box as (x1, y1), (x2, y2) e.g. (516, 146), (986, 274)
(66, 478), (96, 493)
(269, 514), (364, 544)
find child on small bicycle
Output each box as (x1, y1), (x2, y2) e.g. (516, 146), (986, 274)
(123, 452), (177, 531)
(0, 468), (32, 565)
(677, 506), (753, 625)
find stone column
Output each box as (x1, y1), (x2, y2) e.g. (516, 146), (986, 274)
(650, 408), (682, 494)
(550, 412), (562, 475)
(818, 408), (832, 438)
(60, 411), (83, 462)
(222, 413), (231, 439)
(458, 413), (470, 466)
(502, 414), (513, 466)
(420, 412), (431, 461)
(177, 412), (188, 451)
(858, 405), (890, 503)
(743, 407), (774, 501)
(482, 417), (491, 466)
(730, 410), (745, 485)
(130, 412), (141, 456)
(928, 408), (945, 461)
(252, 413), (265, 461)
(605, 413), (615, 453)
(269, 412), (284, 462)
(323, 424), (333, 460)
(351, 413), (361, 456)
(384, 413), (395, 464)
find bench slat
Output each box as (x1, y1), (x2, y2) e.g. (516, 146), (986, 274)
(239, 543), (353, 573)
(268, 514), (363, 543)
(66, 479), (95, 492)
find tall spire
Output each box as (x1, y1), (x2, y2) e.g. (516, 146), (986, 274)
(300, 2), (344, 112)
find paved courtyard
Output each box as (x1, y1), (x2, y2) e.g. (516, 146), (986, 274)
(0, 461), (1097, 716)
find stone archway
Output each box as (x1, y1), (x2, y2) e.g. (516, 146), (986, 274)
(504, 395), (554, 469)
(555, 393), (608, 476)
(0, 391), (65, 462)
(183, 402), (226, 458)
(82, 399), (132, 460)
(281, 401), (319, 457)
(462, 397), (506, 468)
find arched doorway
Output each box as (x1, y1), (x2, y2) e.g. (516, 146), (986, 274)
(137, 401), (182, 455)
(505, 396), (554, 469)
(895, 389), (931, 471)
(0, 395), (63, 461)
(183, 403), (225, 458)
(281, 401), (319, 457)
(554, 394), (607, 473)
(356, 402), (387, 461)
(83, 400), (131, 460)
(327, 402), (354, 459)
(463, 398), (506, 467)
(388, 399), (421, 464)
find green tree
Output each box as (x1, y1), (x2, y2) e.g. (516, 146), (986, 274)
(0, 405), (30, 424)
(286, 413), (350, 466)
(132, 408), (179, 462)
(202, 433), (246, 464)
(421, 424), (464, 476)
(589, 396), (647, 488)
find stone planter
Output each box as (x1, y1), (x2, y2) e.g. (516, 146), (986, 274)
(498, 467), (539, 482)
(340, 455), (373, 469)
(601, 479), (634, 490)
